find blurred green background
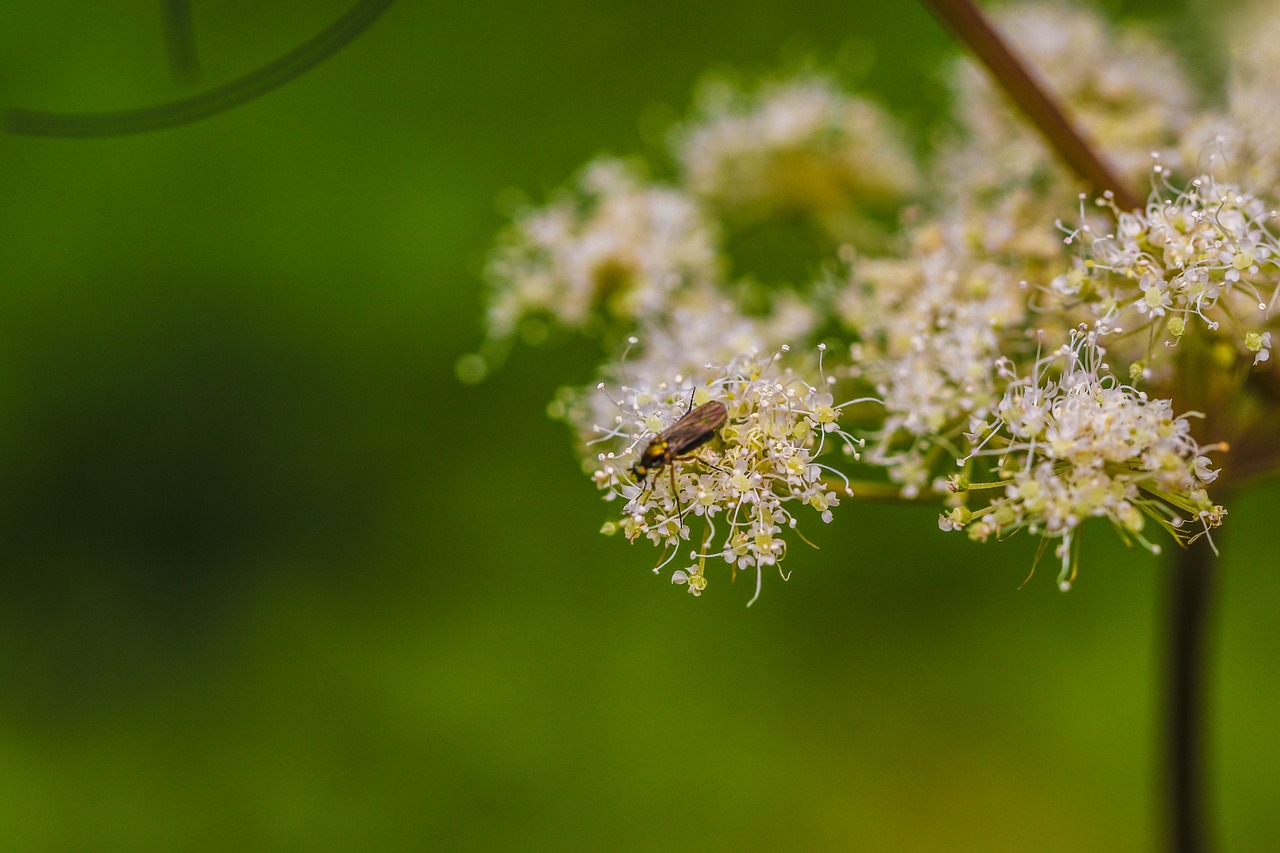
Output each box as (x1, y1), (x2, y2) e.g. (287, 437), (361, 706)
(0, 1), (1275, 850)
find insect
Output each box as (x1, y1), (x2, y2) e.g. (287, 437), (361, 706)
(632, 400), (728, 481)
(630, 399), (728, 566)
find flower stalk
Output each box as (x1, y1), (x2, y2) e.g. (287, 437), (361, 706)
(1167, 536), (1216, 853)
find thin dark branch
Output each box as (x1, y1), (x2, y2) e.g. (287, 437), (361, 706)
(160, 0), (200, 84)
(917, 0), (1144, 211)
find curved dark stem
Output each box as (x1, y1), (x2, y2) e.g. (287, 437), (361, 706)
(5, 0), (396, 137)
(1166, 539), (1216, 853)
(917, 0), (1143, 210)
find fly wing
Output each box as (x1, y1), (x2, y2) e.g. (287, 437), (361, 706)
(661, 401), (728, 457)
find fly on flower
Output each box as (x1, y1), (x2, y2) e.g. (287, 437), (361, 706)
(631, 400), (728, 481)
(630, 398), (729, 567)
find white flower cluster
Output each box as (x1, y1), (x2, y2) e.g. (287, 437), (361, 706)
(941, 332), (1225, 589)
(1055, 176), (1280, 364)
(588, 345), (862, 605)
(484, 158), (719, 340)
(837, 221), (1033, 497)
(673, 73), (918, 237)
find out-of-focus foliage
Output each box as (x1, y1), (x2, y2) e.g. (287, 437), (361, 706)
(0, 2), (1275, 851)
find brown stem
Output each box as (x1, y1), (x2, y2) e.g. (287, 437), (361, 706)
(1166, 538), (1216, 853)
(917, 0), (1144, 211)
(1217, 376), (1280, 488)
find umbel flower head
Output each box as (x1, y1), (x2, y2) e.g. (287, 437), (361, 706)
(942, 329), (1225, 590)
(1052, 175), (1280, 368)
(587, 342), (865, 605)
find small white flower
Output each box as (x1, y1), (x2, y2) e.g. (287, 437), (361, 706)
(671, 567), (708, 596)
(1137, 274), (1171, 318)
(1193, 456), (1221, 483)
(1246, 331), (1273, 365)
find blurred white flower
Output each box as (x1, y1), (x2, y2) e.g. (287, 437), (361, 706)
(945, 1), (1196, 194)
(485, 158), (719, 340)
(673, 73), (918, 240)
